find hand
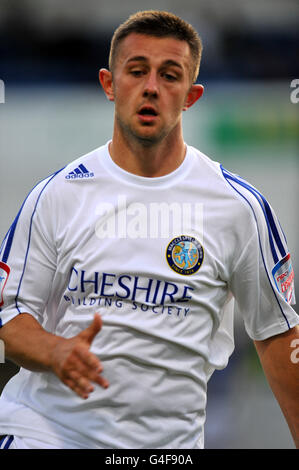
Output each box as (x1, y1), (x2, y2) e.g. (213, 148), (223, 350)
(50, 313), (109, 399)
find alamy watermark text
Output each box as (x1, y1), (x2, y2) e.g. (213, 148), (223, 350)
(290, 79), (299, 104)
(290, 338), (299, 364)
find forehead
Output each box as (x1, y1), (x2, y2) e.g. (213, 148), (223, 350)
(115, 33), (192, 71)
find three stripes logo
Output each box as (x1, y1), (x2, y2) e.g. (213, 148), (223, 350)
(65, 164), (94, 180)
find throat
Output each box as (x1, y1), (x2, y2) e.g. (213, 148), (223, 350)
(108, 137), (186, 178)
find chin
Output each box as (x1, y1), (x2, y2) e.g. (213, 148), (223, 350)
(119, 118), (167, 146)
(137, 133), (166, 146)
(136, 126), (170, 144)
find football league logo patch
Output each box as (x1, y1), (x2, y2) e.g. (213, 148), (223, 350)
(0, 261), (10, 307)
(272, 253), (295, 304)
(166, 235), (204, 275)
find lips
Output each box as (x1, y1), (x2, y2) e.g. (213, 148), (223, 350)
(138, 105), (158, 116)
(137, 105), (159, 123)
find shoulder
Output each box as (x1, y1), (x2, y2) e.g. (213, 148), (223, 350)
(188, 146), (287, 257)
(29, 145), (105, 200)
(55, 145), (105, 184)
(218, 164), (279, 236)
(14, 145), (107, 225)
(189, 145), (275, 224)
(62, 146), (104, 182)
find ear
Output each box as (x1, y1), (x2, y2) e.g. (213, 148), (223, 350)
(99, 68), (114, 102)
(183, 84), (204, 111)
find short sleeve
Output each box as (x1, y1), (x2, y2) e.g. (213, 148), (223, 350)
(224, 170), (299, 340)
(0, 174), (59, 328)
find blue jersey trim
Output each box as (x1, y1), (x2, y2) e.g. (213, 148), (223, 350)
(221, 166), (287, 264)
(2, 210), (23, 264)
(0, 229), (10, 258)
(221, 166), (290, 329)
(4, 435), (14, 449)
(0, 435), (14, 449)
(14, 168), (65, 313)
(0, 168), (65, 265)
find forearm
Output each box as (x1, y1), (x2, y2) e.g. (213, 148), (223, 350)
(0, 312), (108, 399)
(254, 326), (299, 448)
(0, 313), (60, 372)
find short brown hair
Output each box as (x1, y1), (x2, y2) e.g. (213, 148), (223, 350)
(109, 10), (203, 83)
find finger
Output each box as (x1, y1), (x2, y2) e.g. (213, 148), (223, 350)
(64, 375), (92, 400)
(74, 344), (103, 372)
(73, 381), (92, 400)
(68, 350), (109, 389)
(93, 374), (109, 389)
(67, 370), (94, 398)
(76, 360), (109, 389)
(78, 313), (103, 344)
(67, 367), (109, 398)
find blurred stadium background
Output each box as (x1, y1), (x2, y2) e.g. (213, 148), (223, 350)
(0, 0), (298, 449)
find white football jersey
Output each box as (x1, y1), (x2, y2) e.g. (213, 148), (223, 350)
(0, 142), (297, 449)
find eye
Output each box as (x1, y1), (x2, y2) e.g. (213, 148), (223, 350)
(162, 73), (177, 82)
(130, 70), (144, 77)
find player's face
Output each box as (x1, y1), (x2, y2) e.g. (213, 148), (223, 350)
(101, 33), (203, 146)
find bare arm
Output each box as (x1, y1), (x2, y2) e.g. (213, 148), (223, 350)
(254, 325), (299, 448)
(0, 312), (109, 399)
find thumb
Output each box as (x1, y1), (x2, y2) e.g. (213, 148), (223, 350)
(79, 313), (103, 344)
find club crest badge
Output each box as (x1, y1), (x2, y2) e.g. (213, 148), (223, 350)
(166, 235), (204, 275)
(0, 261), (10, 307)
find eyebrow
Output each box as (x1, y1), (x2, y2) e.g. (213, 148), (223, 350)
(126, 56), (184, 71)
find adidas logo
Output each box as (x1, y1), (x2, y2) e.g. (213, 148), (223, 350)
(65, 164), (94, 180)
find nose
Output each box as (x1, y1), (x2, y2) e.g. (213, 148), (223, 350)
(143, 71), (159, 97)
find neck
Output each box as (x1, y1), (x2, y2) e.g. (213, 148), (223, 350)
(108, 124), (186, 178)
